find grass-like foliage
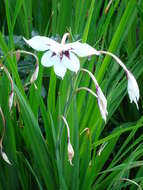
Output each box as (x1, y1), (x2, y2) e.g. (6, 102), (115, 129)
(0, 0), (143, 189)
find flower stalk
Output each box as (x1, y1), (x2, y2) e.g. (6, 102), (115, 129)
(0, 64), (14, 111)
(15, 50), (39, 85)
(3, 50), (39, 86)
(0, 106), (11, 165)
(76, 87), (98, 98)
(60, 116), (74, 165)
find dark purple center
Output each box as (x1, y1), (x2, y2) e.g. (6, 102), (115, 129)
(50, 50), (70, 61)
(51, 52), (56, 57)
(63, 51), (70, 59)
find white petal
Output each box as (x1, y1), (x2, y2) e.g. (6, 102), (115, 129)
(23, 36), (59, 51)
(65, 41), (100, 57)
(127, 71), (139, 109)
(41, 51), (59, 67)
(54, 62), (67, 79)
(62, 52), (80, 73)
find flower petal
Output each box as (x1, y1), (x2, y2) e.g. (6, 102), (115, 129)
(23, 36), (59, 51)
(62, 52), (80, 73)
(54, 63), (67, 79)
(66, 41), (100, 57)
(41, 51), (59, 67)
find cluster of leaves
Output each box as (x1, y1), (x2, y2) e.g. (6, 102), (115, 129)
(0, 0), (143, 189)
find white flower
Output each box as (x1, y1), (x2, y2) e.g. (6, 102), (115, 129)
(23, 33), (100, 79)
(96, 86), (108, 122)
(126, 71), (139, 109)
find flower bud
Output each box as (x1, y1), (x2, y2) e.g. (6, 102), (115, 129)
(127, 71), (139, 109)
(15, 50), (21, 62)
(30, 63), (39, 84)
(68, 142), (74, 165)
(9, 91), (14, 111)
(96, 86), (108, 122)
(1, 151), (11, 165)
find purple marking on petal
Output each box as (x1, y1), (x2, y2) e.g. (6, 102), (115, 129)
(96, 85), (99, 93)
(51, 52), (56, 57)
(126, 71), (128, 79)
(63, 51), (70, 60)
(65, 51), (70, 59)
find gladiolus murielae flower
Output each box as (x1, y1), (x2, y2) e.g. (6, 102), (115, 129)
(23, 33), (100, 79)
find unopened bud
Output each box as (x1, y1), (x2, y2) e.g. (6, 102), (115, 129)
(9, 91), (14, 111)
(68, 142), (74, 165)
(126, 71), (139, 109)
(16, 50), (21, 62)
(1, 151), (11, 165)
(30, 63), (39, 84)
(104, 0), (112, 14)
(96, 86), (108, 122)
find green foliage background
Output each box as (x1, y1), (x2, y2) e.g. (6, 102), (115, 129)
(0, 0), (143, 189)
